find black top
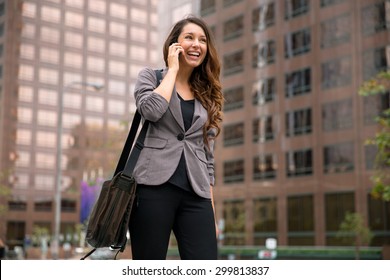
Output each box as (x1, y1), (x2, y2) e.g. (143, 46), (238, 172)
(168, 93), (195, 192)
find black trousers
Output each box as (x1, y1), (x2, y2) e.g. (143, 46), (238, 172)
(129, 183), (218, 260)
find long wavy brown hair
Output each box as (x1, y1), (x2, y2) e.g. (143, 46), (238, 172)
(163, 16), (223, 146)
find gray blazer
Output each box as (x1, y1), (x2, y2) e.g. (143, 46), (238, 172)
(132, 67), (215, 199)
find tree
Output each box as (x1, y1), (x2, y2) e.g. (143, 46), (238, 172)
(337, 212), (373, 260)
(359, 70), (390, 201)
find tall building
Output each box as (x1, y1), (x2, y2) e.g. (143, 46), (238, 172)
(200, 0), (390, 247)
(0, 0), (159, 250)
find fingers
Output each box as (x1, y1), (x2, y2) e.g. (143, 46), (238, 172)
(169, 43), (183, 56)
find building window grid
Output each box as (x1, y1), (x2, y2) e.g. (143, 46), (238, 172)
(320, 0), (346, 7)
(285, 108), (312, 137)
(253, 154), (277, 180)
(223, 159), (245, 183)
(363, 91), (390, 125)
(285, 68), (311, 98)
(323, 142), (355, 174)
(321, 56), (351, 90)
(200, 0), (216, 16)
(252, 78), (276, 105)
(223, 15), (244, 41)
(253, 116), (274, 143)
(362, 2), (389, 35)
(363, 46), (389, 80)
(223, 50), (244, 76)
(285, 28), (311, 58)
(223, 123), (244, 147)
(285, 0), (309, 20)
(321, 13), (351, 49)
(322, 98), (353, 131)
(223, 86), (244, 112)
(252, 40), (276, 68)
(286, 149), (313, 177)
(252, 2), (275, 32)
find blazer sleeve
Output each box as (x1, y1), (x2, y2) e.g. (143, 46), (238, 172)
(134, 67), (169, 122)
(205, 128), (217, 186)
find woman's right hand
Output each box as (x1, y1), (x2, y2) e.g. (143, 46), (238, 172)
(167, 43), (183, 72)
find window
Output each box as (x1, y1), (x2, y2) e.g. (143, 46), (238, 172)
(41, 6), (61, 23)
(65, 32), (83, 49)
(286, 149), (313, 177)
(109, 22), (127, 38)
(223, 50), (244, 76)
(285, 108), (312, 137)
(321, 13), (351, 48)
(224, 86), (244, 111)
(223, 200), (245, 245)
(87, 57), (105, 73)
(288, 195), (314, 245)
(253, 116), (274, 142)
(110, 41), (126, 57)
(110, 3), (127, 20)
(22, 2), (36, 18)
(39, 68), (58, 85)
(65, 11), (84, 29)
(38, 89), (57, 106)
(19, 86), (33, 102)
(253, 154), (277, 180)
(285, 0), (309, 19)
(130, 45), (147, 60)
(40, 48), (59, 65)
(88, 0), (106, 14)
(36, 153), (56, 169)
(322, 98), (353, 131)
(86, 96), (104, 112)
(321, 0), (345, 7)
(17, 107), (33, 124)
(325, 192), (355, 245)
(109, 60), (126, 76)
(64, 93), (82, 109)
(108, 100), (125, 115)
(37, 110), (57, 126)
(8, 200), (27, 211)
(62, 199), (77, 212)
(363, 46), (389, 80)
(223, 123), (244, 146)
(321, 56), (351, 90)
(88, 37), (105, 53)
(285, 28), (310, 58)
(223, 0), (243, 7)
(19, 64), (34, 81)
(362, 2), (388, 35)
(15, 151), (31, 167)
(285, 67), (311, 97)
(252, 40), (276, 67)
(88, 17), (105, 33)
(35, 175), (55, 191)
(200, 0), (215, 16)
(16, 129), (32, 145)
(363, 91), (390, 125)
(131, 27), (147, 42)
(21, 23), (35, 38)
(323, 142), (354, 173)
(252, 77), (276, 105)
(223, 15), (244, 41)
(252, 2), (275, 32)
(130, 8), (147, 24)
(63, 113), (81, 129)
(36, 132), (56, 148)
(34, 198), (52, 212)
(253, 197), (277, 245)
(108, 80), (126, 96)
(224, 159), (245, 183)
(20, 44), (35, 60)
(368, 195), (390, 245)
(64, 52), (84, 69)
(365, 145), (377, 170)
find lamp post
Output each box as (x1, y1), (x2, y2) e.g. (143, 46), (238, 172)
(52, 81), (104, 259)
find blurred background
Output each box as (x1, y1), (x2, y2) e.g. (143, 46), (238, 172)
(0, 0), (389, 260)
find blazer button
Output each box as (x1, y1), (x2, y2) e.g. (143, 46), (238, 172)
(177, 133), (185, 141)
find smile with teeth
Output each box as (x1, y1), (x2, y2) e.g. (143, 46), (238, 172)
(187, 52), (200, 57)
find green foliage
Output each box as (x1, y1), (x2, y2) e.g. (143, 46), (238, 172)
(337, 212), (373, 259)
(359, 70), (390, 201)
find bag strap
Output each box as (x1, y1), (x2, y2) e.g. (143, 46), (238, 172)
(113, 69), (163, 177)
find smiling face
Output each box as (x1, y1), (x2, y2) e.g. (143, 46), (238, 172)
(177, 23), (208, 69)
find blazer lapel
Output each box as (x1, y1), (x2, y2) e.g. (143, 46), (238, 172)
(186, 99), (206, 135)
(169, 90), (185, 131)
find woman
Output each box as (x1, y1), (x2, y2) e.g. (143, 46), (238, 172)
(129, 16), (223, 260)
